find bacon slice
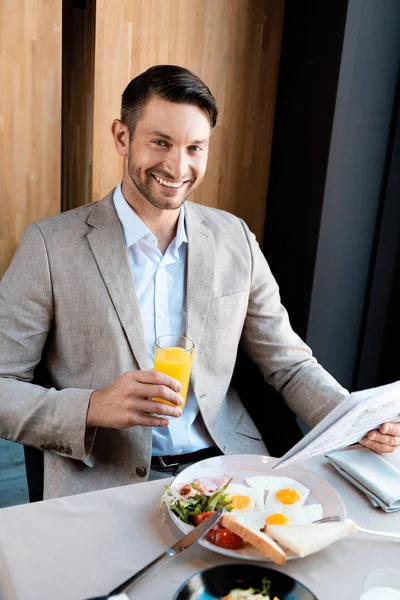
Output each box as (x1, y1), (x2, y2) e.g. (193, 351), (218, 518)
(191, 474), (231, 496)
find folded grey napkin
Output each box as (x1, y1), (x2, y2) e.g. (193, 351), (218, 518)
(326, 446), (400, 512)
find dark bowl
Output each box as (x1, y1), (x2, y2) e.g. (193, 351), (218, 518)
(173, 563), (319, 600)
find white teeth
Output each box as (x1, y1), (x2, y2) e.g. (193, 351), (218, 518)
(154, 174), (184, 188)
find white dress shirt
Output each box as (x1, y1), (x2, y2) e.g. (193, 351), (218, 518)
(113, 183), (214, 456)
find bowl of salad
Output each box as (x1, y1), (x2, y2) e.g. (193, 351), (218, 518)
(173, 564), (319, 600)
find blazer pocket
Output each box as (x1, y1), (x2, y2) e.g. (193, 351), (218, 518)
(234, 410), (262, 441)
(210, 289), (247, 311)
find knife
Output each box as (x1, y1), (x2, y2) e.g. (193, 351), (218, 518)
(85, 508), (223, 599)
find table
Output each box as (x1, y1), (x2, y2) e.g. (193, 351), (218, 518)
(0, 454), (399, 600)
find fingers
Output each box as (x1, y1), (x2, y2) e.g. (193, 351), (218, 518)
(359, 422), (400, 454)
(106, 397), (182, 428)
(138, 384), (184, 407)
(359, 436), (398, 454)
(379, 422), (400, 437)
(134, 398), (183, 418)
(87, 370), (185, 429)
(135, 369), (183, 393)
(127, 370), (184, 407)
(366, 424), (400, 446)
(133, 413), (170, 428)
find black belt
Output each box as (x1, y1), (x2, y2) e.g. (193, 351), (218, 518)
(151, 446), (222, 471)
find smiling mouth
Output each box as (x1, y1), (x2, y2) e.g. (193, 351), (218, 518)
(152, 173), (189, 188)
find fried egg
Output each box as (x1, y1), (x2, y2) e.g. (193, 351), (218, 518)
(243, 475), (323, 526)
(224, 483), (264, 512)
(263, 503), (323, 526)
(225, 477), (323, 533)
(232, 510), (267, 531)
(264, 512), (292, 526)
(232, 502), (323, 531)
(245, 475), (310, 507)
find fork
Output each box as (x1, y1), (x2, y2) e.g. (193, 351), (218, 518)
(314, 516), (400, 540)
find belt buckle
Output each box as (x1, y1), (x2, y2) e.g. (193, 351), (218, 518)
(158, 456), (179, 469)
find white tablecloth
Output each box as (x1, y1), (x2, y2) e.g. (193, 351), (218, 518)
(0, 454), (399, 600)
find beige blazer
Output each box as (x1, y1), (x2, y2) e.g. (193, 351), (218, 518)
(0, 191), (348, 499)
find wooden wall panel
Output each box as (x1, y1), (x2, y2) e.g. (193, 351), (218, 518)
(0, 0), (62, 277)
(92, 0), (285, 242)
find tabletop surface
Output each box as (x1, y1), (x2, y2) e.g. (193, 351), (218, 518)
(0, 452), (399, 600)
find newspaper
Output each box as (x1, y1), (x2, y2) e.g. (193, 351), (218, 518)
(271, 380), (400, 469)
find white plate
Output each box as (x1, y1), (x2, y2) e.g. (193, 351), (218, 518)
(167, 454), (346, 562)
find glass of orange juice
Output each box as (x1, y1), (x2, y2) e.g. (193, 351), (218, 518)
(153, 334), (194, 411)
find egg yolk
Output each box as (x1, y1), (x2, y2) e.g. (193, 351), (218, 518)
(265, 513), (291, 525)
(274, 488), (301, 505)
(227, 493), (254, 511)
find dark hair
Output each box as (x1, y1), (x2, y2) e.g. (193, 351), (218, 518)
(121, 65), (218, 135)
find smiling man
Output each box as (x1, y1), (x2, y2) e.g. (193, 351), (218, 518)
(0, 65), (399, 500)
(121, 100), (209, 207)
(111, 92), (212, 253)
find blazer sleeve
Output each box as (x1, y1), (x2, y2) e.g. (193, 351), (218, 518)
(0, 223), (96, 461)
(239, 219), (350, 428)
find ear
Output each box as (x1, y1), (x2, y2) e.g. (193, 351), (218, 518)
(111, 119), (130, 157)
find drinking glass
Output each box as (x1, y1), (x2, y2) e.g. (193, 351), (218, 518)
(153, 334), (194, 411)
(359, 569), (400, 600)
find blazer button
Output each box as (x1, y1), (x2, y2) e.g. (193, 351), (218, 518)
(64, 447), (73, 456)
(136, 466), (147, 478)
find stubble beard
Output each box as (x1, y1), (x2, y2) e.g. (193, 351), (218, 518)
(127, 154), (195, 211)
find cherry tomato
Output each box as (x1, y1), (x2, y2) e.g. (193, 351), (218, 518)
(207, 526), (244, 550)
(205, 524), (220, 544)
(191, 512), (244, 550)
(192, 512), (217, 526)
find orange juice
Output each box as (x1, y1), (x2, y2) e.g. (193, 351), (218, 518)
(153, 346), (193, 408)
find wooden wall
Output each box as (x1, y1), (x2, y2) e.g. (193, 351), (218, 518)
(92, 0), (285, 242)
(0, 0), (62, 277)
(1, 0), (284, 278)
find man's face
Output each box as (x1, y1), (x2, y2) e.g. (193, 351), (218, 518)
(126, 97), (211, 210)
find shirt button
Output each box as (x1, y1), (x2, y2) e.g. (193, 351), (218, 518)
(136, 466), (147, 478)
(177, 449), (184, 455)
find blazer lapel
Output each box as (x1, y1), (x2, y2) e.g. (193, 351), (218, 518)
(185, 202), (215, 388)
(86, 194), (148, 370)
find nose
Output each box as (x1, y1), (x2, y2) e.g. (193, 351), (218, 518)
(164, 147), (189, 180)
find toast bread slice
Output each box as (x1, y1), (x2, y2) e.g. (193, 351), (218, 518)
(266, 519), (358, 557)
(220, 513), (287, 565)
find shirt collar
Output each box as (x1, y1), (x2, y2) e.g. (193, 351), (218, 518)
(113, 181), (187, 253)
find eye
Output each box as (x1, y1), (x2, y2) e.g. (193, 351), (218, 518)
(188, 145), (202, 152)
(152, 139), (168, 147)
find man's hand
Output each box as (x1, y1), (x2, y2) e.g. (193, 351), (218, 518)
(87, 369), (184, 429)
(359, 422), (400, 454)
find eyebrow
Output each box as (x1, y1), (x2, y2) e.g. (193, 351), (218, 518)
(148, 130), (209, 145)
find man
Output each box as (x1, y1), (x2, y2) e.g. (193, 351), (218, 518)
(0, 65), (399, 500)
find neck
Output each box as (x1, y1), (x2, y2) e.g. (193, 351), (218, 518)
(121, 178), (180, 254)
